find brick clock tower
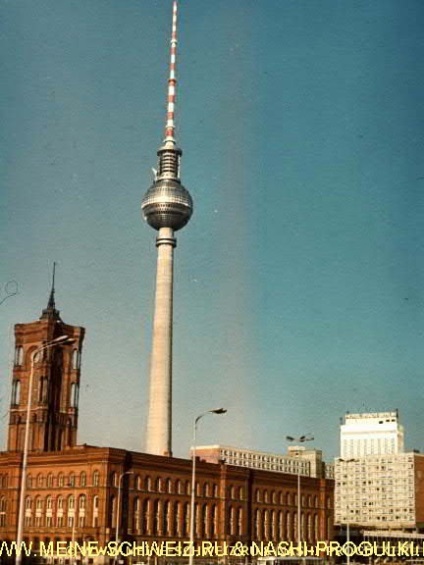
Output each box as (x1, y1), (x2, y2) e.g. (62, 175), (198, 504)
(7, 280), (85, 453)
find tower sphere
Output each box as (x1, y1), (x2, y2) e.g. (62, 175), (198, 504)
(141, 177), (193, 231)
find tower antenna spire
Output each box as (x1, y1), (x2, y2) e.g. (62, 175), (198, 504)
(40, 261), (61, 320)
(47, 261), (56, 310)
(164, 0), (178, 144)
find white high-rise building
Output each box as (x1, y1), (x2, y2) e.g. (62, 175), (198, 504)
(340, 411), (404, 458)
(335, 411), (424, 532)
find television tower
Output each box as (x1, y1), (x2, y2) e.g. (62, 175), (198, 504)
(141, 0), (193, 456)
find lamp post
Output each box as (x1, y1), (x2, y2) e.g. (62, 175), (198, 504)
(338, 458), (358, 565)
(189, 408), (227, 565)
(286, 434), (314, 544)
(16, 335), (75, 565)
(114, 471), (134, 565)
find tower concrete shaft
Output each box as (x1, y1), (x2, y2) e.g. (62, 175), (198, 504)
(145, 227), (176, 456)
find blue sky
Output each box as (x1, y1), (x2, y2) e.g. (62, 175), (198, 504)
(1, 0), (423, 461)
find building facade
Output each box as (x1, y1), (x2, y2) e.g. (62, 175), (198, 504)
(195, 445), (332, 479)
(335, 452), (424, 530)
(340, 411), (404, 459)
(0, 447), (334, 555)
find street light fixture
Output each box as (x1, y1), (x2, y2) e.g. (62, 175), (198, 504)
(114, 471), (134, 565)
(16, 335), (75, 565)
(286, 434), (314, 544)
(189, 408), (227, 565)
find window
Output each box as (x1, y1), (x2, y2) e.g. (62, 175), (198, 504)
(11, 380), (21, 405)
(0, 497), (6, 527)
(14, 346), (24, 367)
(80, 472), (86, 487)
(93, 471), (100, 487)
(70, 383), (79, 408)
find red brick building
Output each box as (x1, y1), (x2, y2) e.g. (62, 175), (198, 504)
(0, 297), (334, 560)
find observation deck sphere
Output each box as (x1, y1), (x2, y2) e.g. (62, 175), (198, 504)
(141, 178), (193, 231)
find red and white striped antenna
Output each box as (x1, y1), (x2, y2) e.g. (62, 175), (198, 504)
(164, 0), (178, 144)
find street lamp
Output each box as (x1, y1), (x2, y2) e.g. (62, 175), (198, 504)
(189, 408), (227, 565)
(114, 471), (134, 565)
(286, 434), (314, 544)
(338, 458), (358, 565)
(16, 335), (75, 565)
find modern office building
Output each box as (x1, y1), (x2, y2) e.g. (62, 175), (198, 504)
(340, 411), (404, 458)
(335, 453), (424, 530)
(195, 445), (331, 479)
(335, 412), (424, 533)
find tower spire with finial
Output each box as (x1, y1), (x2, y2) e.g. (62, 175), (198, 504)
(164, 0), (178, 144)
(40, 262), (61, 320)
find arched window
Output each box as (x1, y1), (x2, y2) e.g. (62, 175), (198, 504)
(238, 486), (244, 500)
(38, 377), (48, 403)
(134, 475), (141, 490)
(255, 509), (262, 539)
(58, 473), (64, 487)
(133, 498), (140, 534)
(237, 507), (243, 536)
(145, 476), (152, 492)
(255, 489), (261, 503)
(24, 497), (32, 527)
(80, 472), (86, 487)
(68, 473), (75, 488)
(93, 471), (100, 487)
(176, 479), (182, 494)
(45, 496), (53, 527)
(70, 383), (79, 408)
(202, 504), (208, 537)
(47, 473), (53, 488)
(156, 477), (162, 492)
(27, 475), (33, 489)
(212, 504), (218, 537)
(37, 473), (43, 488)
(11, 380), (21, 405)
(213, 484), (219, 498)
(184, 503), (190, 536)
(143, 499), (151, 535)
(154, 500), (161, 535)
(57, 496), (64, 528)
(110, 472), (117, 487)
(174, 501), (181, 537)
(166, 478), (172, 493)
(0, 497), (6, 527)
(72, 350), (80, 370)
(164, 500), (171, 535)
(203, 483), (210, 497)
(92, 496), (99, 528)
(286, 512), (291, 540)
(264, 509), (270, 540)
(78, 495), (86, 527)
(108, 496), (116, 528)
(15, 346), (24, 366)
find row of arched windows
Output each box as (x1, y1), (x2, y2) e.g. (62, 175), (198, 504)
(254, 509), (320, 543)
(8, 495), (99, 529)
(10, 379), (79, 408)
(13, 346), (81, 370)
(255, 489), (320, 507)
(108, 497), (221, 539)
(26, 471), (99, 489)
